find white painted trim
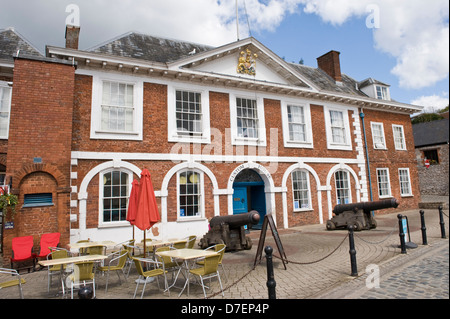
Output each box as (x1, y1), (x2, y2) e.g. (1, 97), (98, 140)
(77, 160), (142, 237)
(229, 93), (267, 147)
(72, 151), (364, 165)
(280, 100), (314, 149)
(281, 162), (323, 227)
(89, 72), (144, 141)
(226, 162), (276, 225)
(323, 104), (354, 151)
(167, 83), (211, 144)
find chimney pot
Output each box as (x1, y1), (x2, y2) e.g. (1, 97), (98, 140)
(65, 25), (80, 50)
(317, 50), (342, 83)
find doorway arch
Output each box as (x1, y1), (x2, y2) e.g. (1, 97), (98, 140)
(227, 162), (275, 228)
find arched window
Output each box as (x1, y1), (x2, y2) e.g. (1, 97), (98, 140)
(335, 170), (351, 205)
(291, 170), (312, 211)
(177, 170), (204, 219)
(100, 169), (132, 226)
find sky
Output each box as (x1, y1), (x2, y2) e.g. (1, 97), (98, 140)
(1, 0), (449, 113)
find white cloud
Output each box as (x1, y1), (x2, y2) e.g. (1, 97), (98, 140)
(411, 93), (449, 113)
(297, 0), (449, 90)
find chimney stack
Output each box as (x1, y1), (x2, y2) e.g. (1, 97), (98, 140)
(65, 25), (80, 50)
(317, 50), (342, 83)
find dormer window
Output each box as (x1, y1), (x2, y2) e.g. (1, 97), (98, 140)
(376, 85), (390, 100)
(359, 78), (391, 101)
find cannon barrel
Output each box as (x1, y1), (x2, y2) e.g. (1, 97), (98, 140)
(210, 211), (260, 229)
(333, 198), (399, 215)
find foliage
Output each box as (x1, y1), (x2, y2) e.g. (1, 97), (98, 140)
(0, 188), (19, 221)
(411, 113), (444, 124)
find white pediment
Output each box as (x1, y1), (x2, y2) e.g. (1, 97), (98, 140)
(169, 38), (316, 90)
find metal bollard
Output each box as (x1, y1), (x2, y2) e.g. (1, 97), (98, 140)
(419, 210), (428, 245)
(348, 225), (358, 277)
(438, 206), (446, 239)
(265, 246), (276, 299)
(398, 214), (407, 254)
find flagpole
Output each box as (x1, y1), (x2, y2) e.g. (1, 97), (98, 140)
(236, 0), (240, 41)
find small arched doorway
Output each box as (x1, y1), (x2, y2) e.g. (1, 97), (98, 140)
(232, 169), (266, 229)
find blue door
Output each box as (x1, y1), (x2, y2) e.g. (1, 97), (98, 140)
(233, 187), (248, 215)
(250, 185), (266, 229)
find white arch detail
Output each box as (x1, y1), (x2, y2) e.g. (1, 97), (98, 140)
(226, 162), (276, 225)
(160, 161), (220, 223)
(76, 160), (141, 238)
(281, 162), (324, 227)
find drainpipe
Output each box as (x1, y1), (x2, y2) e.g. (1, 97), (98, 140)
(359, 110), (374, 205)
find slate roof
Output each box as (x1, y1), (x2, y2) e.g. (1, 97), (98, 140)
(88, 31), (372, 97)
(89, 31), (214, 63)
(413, 119), (449, 147)
(290, 63), (367, 97)
(0, 28), (42, 61)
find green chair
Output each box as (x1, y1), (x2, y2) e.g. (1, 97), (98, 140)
(190, 254), (224, 298)
(76, 239), (90, 255)
(46, 248), (70, 293)
(96, 249), (128, 293)
(197, 244), (228, 282)
(68, 261), (96, 299)
(132, 257), (168, 299)
(0, 268), (26, 299)
(86, 245), (106, 256)
(172, 240), (187, 249)
(185, 236), (197, 249)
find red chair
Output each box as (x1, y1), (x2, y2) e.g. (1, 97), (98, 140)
(35, 233), (61, 260)
(10, 236), (36, 272)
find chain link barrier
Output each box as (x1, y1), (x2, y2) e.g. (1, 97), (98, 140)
(206, 208), (449, 298)
(353, 222), (398, 245)
(272, 233), (349, 265)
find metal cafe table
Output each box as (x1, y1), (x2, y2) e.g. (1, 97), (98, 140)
(156, 248), (219, 297)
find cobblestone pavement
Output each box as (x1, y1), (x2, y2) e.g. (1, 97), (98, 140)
(1, 207), (448, 301)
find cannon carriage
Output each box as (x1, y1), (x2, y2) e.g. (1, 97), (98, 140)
(326, 198), (399, 231)
(199, 211), (260, 251)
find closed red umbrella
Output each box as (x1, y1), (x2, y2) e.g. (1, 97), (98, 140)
(135, 169), (160, 256)
(127, 179), (140, 239)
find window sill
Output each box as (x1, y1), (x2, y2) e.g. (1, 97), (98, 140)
(176, 217), (206, 223)
(22, 203), (54, 208)
(293, 208), (313, 213)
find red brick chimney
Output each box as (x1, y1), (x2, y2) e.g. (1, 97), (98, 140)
(65, 25), (80, 49)
(317, 50), (342, 83)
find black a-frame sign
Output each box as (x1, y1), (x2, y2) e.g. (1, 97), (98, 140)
(253, 213), (288, 270)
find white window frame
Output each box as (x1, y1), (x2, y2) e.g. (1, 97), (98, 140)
(291, 170), (312, 211)
(0, 81), (12, 139)
(376, 168), (392, 198)
(398, 168), (413, 197)
(281, 100), (313, 148)
(90, 73), (143, 140)
(324, 105), (352, 151)
(392, 124), (407, 151)
(370, 122), (387, 150)
(98, 168), (133, 228)
(335, 170), (352, 205)
(176, 169), (205, 221)
(376, 85), (390, 100)
(229, 93), (266, 146)
(167, 84), (211, 144)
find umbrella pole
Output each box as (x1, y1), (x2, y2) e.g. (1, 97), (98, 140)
(143, 231), (146, 258)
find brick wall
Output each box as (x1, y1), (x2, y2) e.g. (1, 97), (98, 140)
(3, 57), (75, 264)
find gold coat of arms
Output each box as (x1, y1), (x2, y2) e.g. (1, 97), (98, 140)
(237, 49), (258, 76)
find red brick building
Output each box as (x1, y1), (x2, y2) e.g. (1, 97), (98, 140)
(0, 26), (422, 262)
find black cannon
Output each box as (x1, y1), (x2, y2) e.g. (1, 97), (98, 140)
(326, 198), (399, 231)
(199, 211), (260, 251)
